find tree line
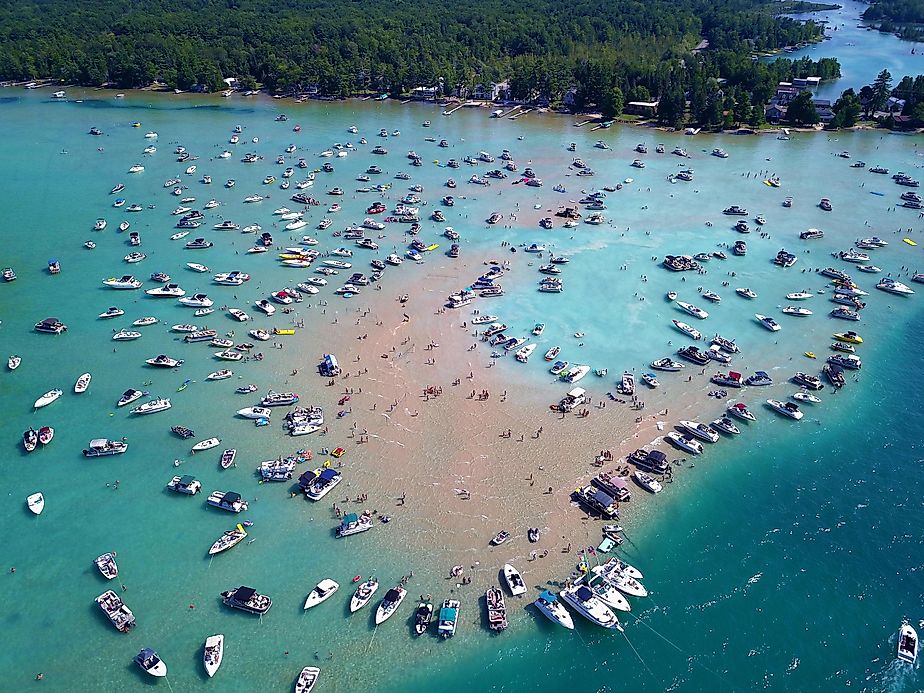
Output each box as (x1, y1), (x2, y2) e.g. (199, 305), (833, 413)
(0, 0), (826, 118)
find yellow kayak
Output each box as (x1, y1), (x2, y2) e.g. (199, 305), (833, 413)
(273, 328), (295, 335)
(425, 243), (440, 251)
(903, 238), (918, 246)
(804, 352), (816, 359)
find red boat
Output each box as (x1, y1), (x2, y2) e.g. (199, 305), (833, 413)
(38, 426), (54, 446)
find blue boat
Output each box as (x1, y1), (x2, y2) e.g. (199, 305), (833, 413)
(438, 599), (460, 638)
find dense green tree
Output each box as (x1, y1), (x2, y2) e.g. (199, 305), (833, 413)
(787, 90), (819, 125)
(733, 91), (753, 124)
(0, 0), (829, 100)
(600, 85), (625, 119)
(626, 85), (652, 103)
(871, 69), (894, 113)
(911, 102), (924, 126)
(831, 88), (862, 127)
(863, 0), (924, 24)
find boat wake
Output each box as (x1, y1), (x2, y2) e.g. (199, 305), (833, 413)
(865, 657), (919, 692)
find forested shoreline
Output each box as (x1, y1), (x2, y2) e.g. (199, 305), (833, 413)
(0, 0), (826, 120)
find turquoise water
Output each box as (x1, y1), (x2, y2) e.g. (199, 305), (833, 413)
(1, 89), (923, 692)
(781, 0), (924, 98)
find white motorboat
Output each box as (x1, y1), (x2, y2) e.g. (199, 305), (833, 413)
(677, 301), (709, 320)
(533, 590), (575, 629)
(208, 526), (247, 554)
(792, 392), (821, 403)
(95, 552), (119, 579)
(113, 330), (142, 341)
(561, 364), (590, 383)
(134, 648), (167, 678)
(877, 278), (915, 296)
(193, 437), (221, 452)
(215, 350), (243, 361)
(172, 323), (199, 333)
(898, 624), (918, 665)
(650, 358), (684, 372)
(207, 490), (248, 513)
(117, 389), (145, 407)
(26, 492), (45, 515)
(584, 567), (632, 612)
(727, 402), (757, 422)
(782, 306), (813, 316)
(74, 372), (92, 393)
(375, 586), (408, 625)
(237, 406), (272, 419)
(254, 300), (276, 315)
(145, 283), (186, 297)
(678, 420), (719, 443)
(559, 585), (621, 629)
(711, 416), (740, 434)
(672, 320), (702, 340)
(191, 361), (229, 377)
(179, 293), (214, 308)
(131, 397), (172, 415)
(166, 474), (201, 494)
(8, 355), (21, 370)
(103, 275), (143, 289)
(203, 634), (224, 678)
(99, 307), (125, 319)
(350, 579), (379, 613)
(786, 292), (813, 301)
(34, 389), (62, 409)
(303, 579), (339, 609)
(766, 399), (803, 420)
(228, 308), (250, 322)
(665, 431), (703, 455)
(755, 313), (781, 331)
(133, 316), (159, 327)
(633, 470), (663, 494)
(515, 343), (536, 362)
(84, 439), (129, 457)
(601, 566), (649, 598)
(503, 563), (528, 596)
(295, 667), (320, 693)
(145, 354), (182, 368)
(96, 589), (135, 633)
(186, 262), (210, 273)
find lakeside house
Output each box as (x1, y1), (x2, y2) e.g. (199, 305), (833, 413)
(411, 85), (439, 100)
(624, 100), (659, 117)
(765, 103), (787, 123)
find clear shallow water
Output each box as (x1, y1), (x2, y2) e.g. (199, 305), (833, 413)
(0, 90), (922, 692)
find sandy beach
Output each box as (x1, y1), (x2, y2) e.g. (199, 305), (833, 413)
(270, 241), (729, 586)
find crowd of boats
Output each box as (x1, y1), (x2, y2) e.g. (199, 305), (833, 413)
(8, 103), (924, 687)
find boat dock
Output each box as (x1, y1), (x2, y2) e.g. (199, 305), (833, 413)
(574, 120), (595, 128)
(442, 104), (464, 116)
(589, 121), (614, 131)
(496, 105), (522, 119)
(509, 108), (532, 120)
